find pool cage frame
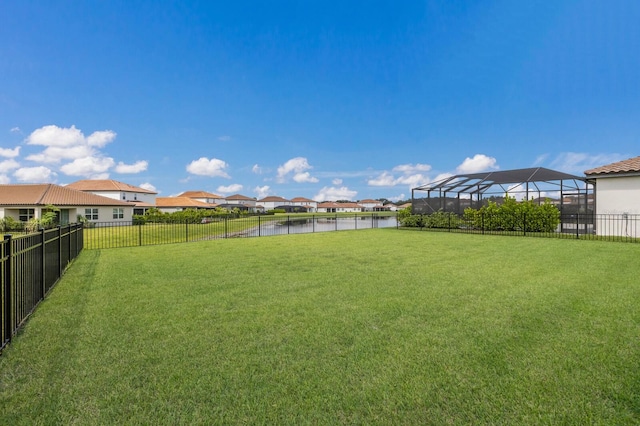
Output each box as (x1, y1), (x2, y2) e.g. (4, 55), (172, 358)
(411, 167), (595, 232)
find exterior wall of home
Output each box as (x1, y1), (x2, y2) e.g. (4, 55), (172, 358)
(595, 176), (640, 215)
(81, 206), (133, 223)
(90, 190), (156, 205)
(593, 175), (640, 237)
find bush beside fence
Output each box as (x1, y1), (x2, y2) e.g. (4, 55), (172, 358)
(400, 211), (640, 242)
(1, 224), (84, 354)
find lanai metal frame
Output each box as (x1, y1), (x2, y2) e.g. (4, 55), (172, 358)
(411, 167), (594, 215)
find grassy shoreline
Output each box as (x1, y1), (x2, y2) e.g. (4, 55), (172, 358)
(1, 230), (639, 424)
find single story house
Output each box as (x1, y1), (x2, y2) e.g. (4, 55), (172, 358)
(155, 197), (218, 213)
(0, 183), (133, 225)
(177, 190), (227, 205)
(317, 202), (365, 213)
(585, 156), (640, 237)
(66, 179), (157, 215)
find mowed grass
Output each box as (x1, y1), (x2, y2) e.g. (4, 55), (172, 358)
(1, 230), (639, 424)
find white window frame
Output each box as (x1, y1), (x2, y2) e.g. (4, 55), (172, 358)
(113, 208), (124, 219)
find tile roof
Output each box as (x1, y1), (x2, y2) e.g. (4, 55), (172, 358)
(155, 197), (217, 208)
(226, 193), (255, 201)
(584, 156), (640, 176)
(291, 197), (316, 202)
(258, 196), (290, 202)
(0, 184), (131, 206)
(177, 190), (223, 198)
(66, 179), (157, 194)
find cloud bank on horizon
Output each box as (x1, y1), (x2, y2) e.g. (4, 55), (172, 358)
(0, 124), (627, 202)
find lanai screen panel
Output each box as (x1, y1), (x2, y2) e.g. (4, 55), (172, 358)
(411, 167), (593, 215)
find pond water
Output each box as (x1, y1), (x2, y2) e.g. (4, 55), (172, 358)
(243, 216), (398, 237)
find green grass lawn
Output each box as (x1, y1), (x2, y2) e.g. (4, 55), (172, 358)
(1, 230), (639, 424)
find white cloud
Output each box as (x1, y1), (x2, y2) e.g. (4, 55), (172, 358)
(388, 194), (406, 202)
(60, 156), (115, 177)
(86, 130), (117, 147)
(314, 186), (358, 202)
(26, 145), (95, 163)
(186, 157), (230, 178)
(332, 178), (342, 185)
(10, 127), (20, 133)
(254, 185), (270, 199)
(277, 157), (316, 183)
(115, 160), (148, 174)
(252, 164), (262, 174)
(14, 166), (56, 183)
(549, 152), (626, 175)
(392, 163), (432, 173)
(0, 159), (19, 173)
(27, 124), (85, 147)
(456, 154), (499, 174)
(139, 182), (157, 192)
(0, 174), (9, 184)
(432, 172), (454, 182)
(217, 183), (243, 194)
(368, 172), (429, 188)
(368, 172), (397, 186)
(24, 125), (130, 172)
(0, 146), (20, 158)
(395, 174), (429, 187)
(218, 135), (231, 142)
(293, 172), (319, 183)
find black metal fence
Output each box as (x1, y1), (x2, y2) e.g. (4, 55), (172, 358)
(84, 213), (399, 249)
(1, 224), (84, 353)
(399, 212), (640, 243)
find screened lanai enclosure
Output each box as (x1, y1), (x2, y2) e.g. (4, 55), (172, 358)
(411, 167), (595, 233)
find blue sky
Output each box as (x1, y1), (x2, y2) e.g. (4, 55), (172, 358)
(1, 1), (639, 202)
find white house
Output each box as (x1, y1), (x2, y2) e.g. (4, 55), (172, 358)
(317, 202), (365, 213)
(66, 179), (157, 215)
(358, 199), (390, 212)
(0, 183), (133, 225)
(585, 156), (640, 237)
(225, 194), (259, 212)
(177, 190), (227, 205)
(257, 196), (292, 211)
(291, 197), (317, 212)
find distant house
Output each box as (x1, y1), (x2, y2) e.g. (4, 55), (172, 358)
(0, 183), (132, 225)
(155, 197), (219, 213)
(223, 194), (258, 212)
(585, 156), (640, 237)
(177, 190), (227, 205)
(359, 199), (390, 212)
(257, 196), (292, 211)
(66, 179), (157, 215)
(291, 197), (318, 212)
(317, 202), (365, 213)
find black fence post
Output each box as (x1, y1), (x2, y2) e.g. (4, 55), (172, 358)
(288, 215), (290, 234)
(58, 226), (63, 277)
(3, 235), (12, 348)
(313, 215), (316, 233)
(225, 216), (228, 239)
(576, 214), (580, 239)
(138, 222), (142, 246)
(481, 212), (485, 235)
(258, 215), (261, 237)
(41, 228), (46, 299)
(523, 213), (526, 237)
(335, 214), (338, 231)
(185, 221), (189, 243)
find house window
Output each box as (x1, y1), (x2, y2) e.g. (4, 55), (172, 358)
(85, 208), (99, 221)
(19, 208), (35, 222)
(113, 208), (124, 219)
